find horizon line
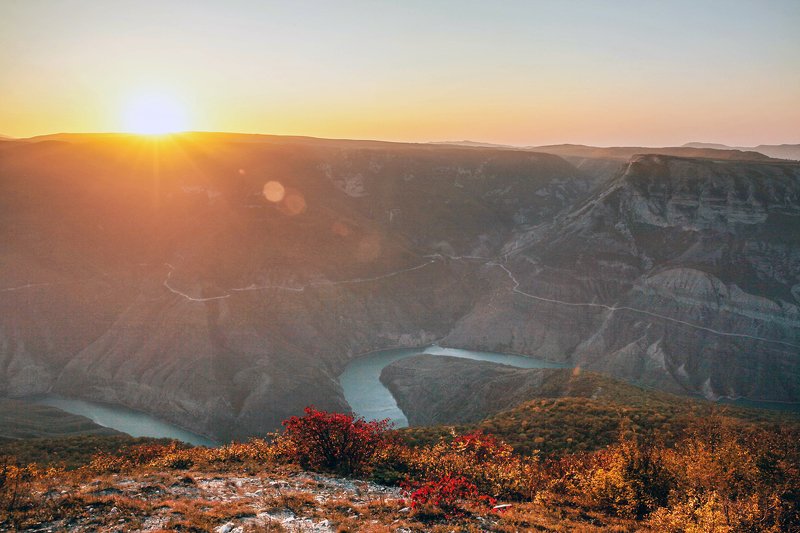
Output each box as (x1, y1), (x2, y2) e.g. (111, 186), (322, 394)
(4, 130), (798, 149)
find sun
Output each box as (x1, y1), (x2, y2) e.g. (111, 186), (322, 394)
(122, 92), (189, 135)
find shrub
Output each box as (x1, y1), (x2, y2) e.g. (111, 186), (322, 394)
(656, 416), (800, 531)
(279, 407), (390, 476)
(649, 491), (734, 533)
(0, 459), (34, 512)
(406, 475), (496, 519)
(408, 430), (536, 499)
(450, 431), (513, 463)
(370, 442), (416, 486)
(126, 442), (186, 465)
(87, 450), (130, 474)
(151, 450), (194, 470)
(585, 438), (673, 519)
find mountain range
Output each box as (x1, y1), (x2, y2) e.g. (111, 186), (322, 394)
(1, 133), (798, 441)
(431, 139), (800, 161)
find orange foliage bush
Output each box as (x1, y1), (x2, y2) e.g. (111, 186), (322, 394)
(583, 438), (673, 519)
(395, 430), (541, 500)
(652, 417), (800, 531)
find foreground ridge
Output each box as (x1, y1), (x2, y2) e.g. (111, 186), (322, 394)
(3, 407), (798, 532)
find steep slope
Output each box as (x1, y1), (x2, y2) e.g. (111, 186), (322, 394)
(380, 355), (557, 425)
(445, 155), (800, 402)
(379, 354), (665, 426)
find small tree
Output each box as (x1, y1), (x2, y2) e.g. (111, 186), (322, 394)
(280, 407), (390, 476)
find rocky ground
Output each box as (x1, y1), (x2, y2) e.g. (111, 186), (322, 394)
(21, 468), (403, 532)
(11, 466), (642, 533)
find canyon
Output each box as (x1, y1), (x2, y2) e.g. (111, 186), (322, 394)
(1, 133), (798, 440)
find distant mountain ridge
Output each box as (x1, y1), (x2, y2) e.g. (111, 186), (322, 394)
(430, 139), (786, 161)
(13, 133), (798, 160)
(683, 141), (800, 160)
(428, 140), (518, 149)
(526, 143), (773, 161)
(681, 142), (732, 150)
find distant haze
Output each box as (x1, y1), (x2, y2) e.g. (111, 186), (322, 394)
(1, 0), (798, 145)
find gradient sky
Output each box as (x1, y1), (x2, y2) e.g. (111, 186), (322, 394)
(1, 0), (798, 145)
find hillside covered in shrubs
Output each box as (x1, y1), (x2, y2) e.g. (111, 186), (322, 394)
(395, 365), (799, 456)
(2, 405), (799, 531)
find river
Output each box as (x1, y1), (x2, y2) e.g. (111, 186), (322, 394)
(338, 344), (569, 427)
(29, 394), (217, 447)
(27, 344), (796, 442)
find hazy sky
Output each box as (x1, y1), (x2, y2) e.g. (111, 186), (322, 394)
(1, 0), (798, 145)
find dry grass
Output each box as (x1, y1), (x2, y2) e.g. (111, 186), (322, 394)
(261, 490), (317, 515)
(162, 498), (258, 530)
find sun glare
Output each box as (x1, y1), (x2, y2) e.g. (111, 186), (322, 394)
(122, 92), (188, 135)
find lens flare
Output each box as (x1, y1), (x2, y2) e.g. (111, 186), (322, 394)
(332, 221), (351, 237)
(263, 181), (285, 202)
(281, 190), (307, 216)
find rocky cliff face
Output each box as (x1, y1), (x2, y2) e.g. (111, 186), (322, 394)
(445, 155), (800, 402)
(1, 136), (797, 440)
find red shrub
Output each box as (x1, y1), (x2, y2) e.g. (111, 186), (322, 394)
(406, 475), (496, 519)
(280, 407), (390, 475)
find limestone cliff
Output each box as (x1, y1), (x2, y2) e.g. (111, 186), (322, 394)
(445, 155), (800, 402)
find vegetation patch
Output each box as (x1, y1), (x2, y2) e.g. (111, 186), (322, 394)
(1, 407), (797, 532)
